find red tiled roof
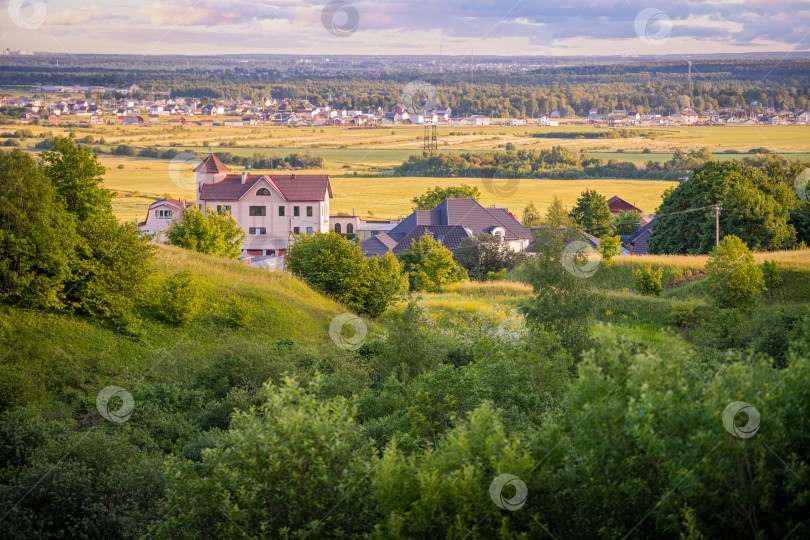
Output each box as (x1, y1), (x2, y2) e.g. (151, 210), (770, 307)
(194, 154), (231, 174)
(607, 196), (643, 215)
(199, 174), (332, 202)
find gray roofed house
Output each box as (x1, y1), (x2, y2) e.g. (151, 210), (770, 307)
(361, 198), (532, 256)
(620, 218), (656, 255)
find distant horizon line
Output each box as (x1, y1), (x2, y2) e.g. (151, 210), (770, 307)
(3, 50), (809, 60)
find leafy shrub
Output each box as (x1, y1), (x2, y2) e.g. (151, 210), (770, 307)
(157, 270), (201, 326)
(705, 235), (764, 308)
(671, 299), (701, 329)
(633, 264), (663, 296)
(762, 260), (783, 291)
(157, 378), (377, 539)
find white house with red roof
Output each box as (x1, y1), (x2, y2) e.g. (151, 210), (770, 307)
(193, 154), (332, 257)
(138, 198), (191, 241)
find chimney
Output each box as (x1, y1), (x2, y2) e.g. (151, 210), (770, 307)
(629, 242), (635, 255)
(241, 170), (247, 184)
(634, 223), (640, 234)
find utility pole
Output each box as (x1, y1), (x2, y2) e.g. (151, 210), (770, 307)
(714, 204), (721, 247)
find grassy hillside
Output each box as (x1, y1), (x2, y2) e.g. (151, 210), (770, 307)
(0, 245), (355, 417)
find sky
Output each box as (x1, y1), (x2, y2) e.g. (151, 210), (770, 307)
(1, 0), (808, 57)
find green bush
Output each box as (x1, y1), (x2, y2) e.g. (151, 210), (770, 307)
(633, 264), (664, 296)
(157, 378), (378, 539)
(762, 260), (783, 291)
(670, 299), (701, 329)
(157, 270), (201, 326)
(705, 235), (764, 308)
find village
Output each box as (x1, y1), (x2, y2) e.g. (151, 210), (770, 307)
(5, 89), (810, 128)
(138, 153), (653, 271)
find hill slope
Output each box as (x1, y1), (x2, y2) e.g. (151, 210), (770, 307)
(0, 245), (353, 416)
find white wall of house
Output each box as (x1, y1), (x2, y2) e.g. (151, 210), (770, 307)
(139, 202), (182, 241)
(198, 175), (329, 255)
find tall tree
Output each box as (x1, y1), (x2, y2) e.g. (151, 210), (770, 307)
(167, 207), (246, 259)
(648, 161), (796, 254)
(571, 189), (613, 237)
(545, 196), (574, 229)
(398, 233), (467, 292)
(454, 233), (524, 280)
(40, 137), (112, 221)
(0, 150), (77, 309)
(522, 201), (543, 227)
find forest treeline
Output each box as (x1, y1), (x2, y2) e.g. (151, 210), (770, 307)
(394, 144), (730, 180)
(2, 59), (810, 117)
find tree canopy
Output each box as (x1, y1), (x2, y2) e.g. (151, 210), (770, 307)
(166, 207), (246, 259)
(648, 161), (799, 254)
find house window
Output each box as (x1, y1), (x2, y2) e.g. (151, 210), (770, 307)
(294, 206), (300, 217)
(293, 227), (300, 234)
(256, 188), (271, 196)
(249, 206), (266, 217)
(249, 227), (266, 235)
(157, 209), (173, 219)
(306, 206), (313, 217)
(306, 227), (313, 234)
(278, 206), (286, 217)
(346, 223), (354, 234)
(217, 205), (231, 214)
(334, 223), (341, 234)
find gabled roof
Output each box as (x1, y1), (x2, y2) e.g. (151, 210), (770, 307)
(620, 218), (656, 255)
(607, 196), (643, 215)
(199, 174), (332, 202)
(361, 226), (472, 257)
(389, 198), (532, 241)
(194, 153), (231, 174)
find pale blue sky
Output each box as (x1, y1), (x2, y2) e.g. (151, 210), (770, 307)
(1, 0), (807, 56)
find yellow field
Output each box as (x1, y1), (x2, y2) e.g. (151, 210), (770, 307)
(5, 121), (809, 222)
(329, 176), (677, 219)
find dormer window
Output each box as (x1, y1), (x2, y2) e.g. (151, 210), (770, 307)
(256, 188), (271, 196)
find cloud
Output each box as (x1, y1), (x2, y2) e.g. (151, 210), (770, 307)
(44, 6), (115, 26)
(140, 1), (282, 27)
